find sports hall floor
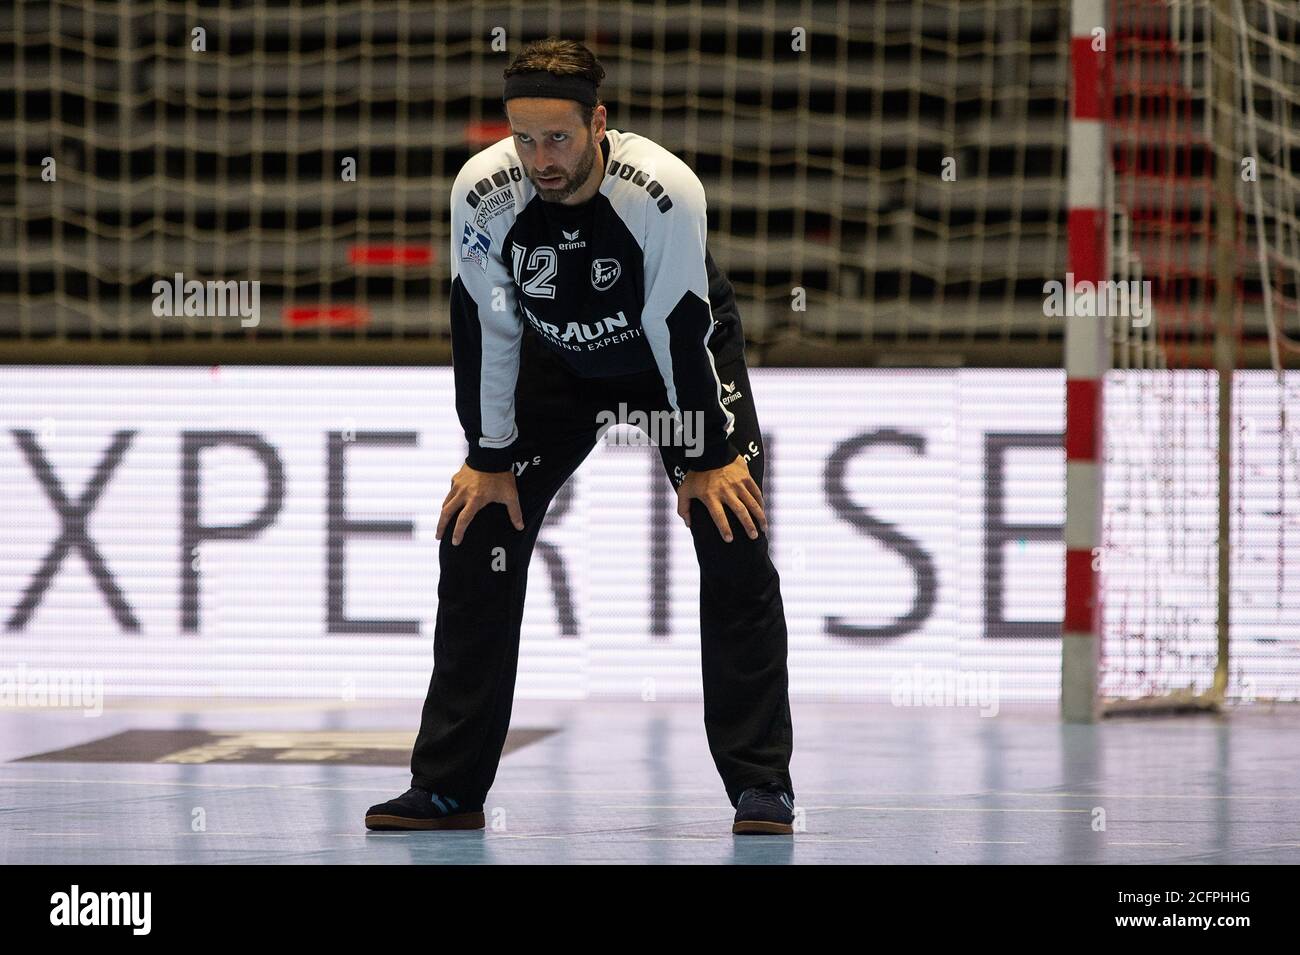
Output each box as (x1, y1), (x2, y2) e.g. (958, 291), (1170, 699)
(3, 698), (1298, 864)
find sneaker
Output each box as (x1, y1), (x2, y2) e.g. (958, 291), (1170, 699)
(364, 786), (485, 831)
(732, 782), (795, 835)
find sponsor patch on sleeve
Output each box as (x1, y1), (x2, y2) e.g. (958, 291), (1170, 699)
(474, 188), (516, 229)
(459, 221), (492, 273)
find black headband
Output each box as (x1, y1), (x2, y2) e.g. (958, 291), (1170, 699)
(502, 70), (598, 107)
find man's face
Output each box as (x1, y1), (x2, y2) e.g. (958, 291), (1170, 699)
(506, 98), (603, 202)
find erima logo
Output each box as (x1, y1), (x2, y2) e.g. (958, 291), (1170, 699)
(720, 381), (744, 406)
(49, 885), (151, 935)
(559, 228), (586, 251)
(592, 258), (621, 291)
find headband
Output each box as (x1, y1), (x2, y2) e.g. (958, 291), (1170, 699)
(502, 70), (598, 107)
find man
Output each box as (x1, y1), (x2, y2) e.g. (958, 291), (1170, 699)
(365, 38), (795, 835)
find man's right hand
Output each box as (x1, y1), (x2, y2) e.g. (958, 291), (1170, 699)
(436, 463), (525, 546)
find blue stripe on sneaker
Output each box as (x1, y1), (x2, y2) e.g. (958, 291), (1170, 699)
(447, 797), (459, 810)
(430, 794), (449, 813)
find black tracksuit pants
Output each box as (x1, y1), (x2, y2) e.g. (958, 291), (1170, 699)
(411, 330), (794, 808)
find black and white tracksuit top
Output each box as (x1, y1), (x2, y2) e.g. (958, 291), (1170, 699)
(448, 128), (746, 473)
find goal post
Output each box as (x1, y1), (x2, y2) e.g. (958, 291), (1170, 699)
(1065, 0), (1300, 718)
(1061, 0), (1110, 722)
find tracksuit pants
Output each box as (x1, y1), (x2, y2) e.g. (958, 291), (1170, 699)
(410, 330), (794, 808)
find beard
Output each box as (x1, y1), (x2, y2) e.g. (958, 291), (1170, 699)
(531, 136), (597, 202)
